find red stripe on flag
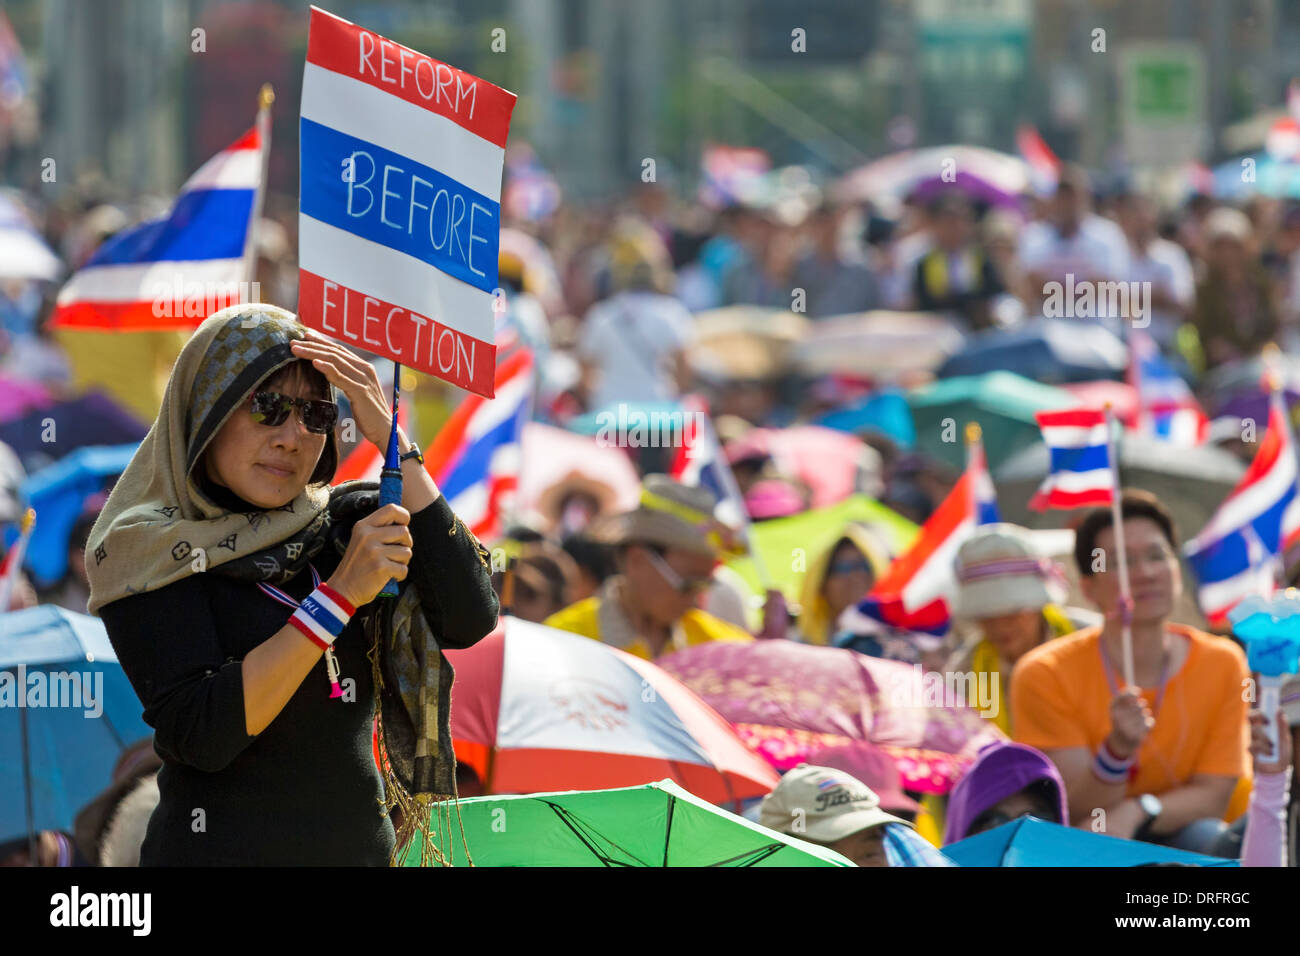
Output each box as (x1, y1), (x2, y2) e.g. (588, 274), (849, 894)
(225, 126), (261, 152)
(1035, 407), (1107, 428)
(48, 299), (214, 331)
(298, 269), (497, 397)
(422, 347), (533, 480)
(1029, 486), (1114, 511)
(871, 471), (973, 597)
(306, 7), (516, 149)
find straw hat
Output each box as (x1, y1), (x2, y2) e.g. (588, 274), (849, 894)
(953, 523), (1067, 619)
(586, 474), (739, 558)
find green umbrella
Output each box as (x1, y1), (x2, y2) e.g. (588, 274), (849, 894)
(725, 494), (918, 603)
(401, 779), (853, 867)
(907, 371), (1074, 472)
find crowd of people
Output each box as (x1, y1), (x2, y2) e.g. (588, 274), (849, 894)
(2, 152), (1299, 867)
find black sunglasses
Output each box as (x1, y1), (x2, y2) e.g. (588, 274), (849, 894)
(249, 391), (338, 434)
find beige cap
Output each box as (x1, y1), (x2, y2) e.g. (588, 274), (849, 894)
(954, 523), (1067, 619)
(758, 764), (910, 843)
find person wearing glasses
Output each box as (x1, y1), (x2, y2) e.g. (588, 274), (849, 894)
(85, 306), (498, 865)
(543, 475), (753, 660)
(1010, 490), (1250, 857)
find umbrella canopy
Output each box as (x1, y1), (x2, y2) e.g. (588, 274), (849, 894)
(994, 430), (1245, 540)
(0, 606), (152, 843)
(513, 422), (642, 533)
(937, 318), (1129, 385)
(813, 389), (916, 450)
(658, 641), (1005, 794)
(907, 371), (1075, 471)
(1212, 152), (1300, 200)
(688, 306), (810, 382)
(447, 616), (780, 804)
(838, 146), (1030, 207)
(791, 310), (965, 380)
(943, 816), (1236, 867)
(0, 391), (147, 473)
(0, 376), (53, 425)
(6, 443), (138, 589)
(740, 425), (881, 509)
(724, 494), (918, 603)
(0, 194), (61, 282)
(400, 779), (852, 867)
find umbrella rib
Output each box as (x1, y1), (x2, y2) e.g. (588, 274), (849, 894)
(542, 802), (649, 867)
(709, 843), (785, 867)
(662, 795), (675, 867)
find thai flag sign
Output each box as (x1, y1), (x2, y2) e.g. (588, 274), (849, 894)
(298, 7), (516, 397)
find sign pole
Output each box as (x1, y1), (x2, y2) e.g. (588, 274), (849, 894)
(1104, 403), (1136, 687)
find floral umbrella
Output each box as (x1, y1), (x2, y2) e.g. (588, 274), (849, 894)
(658, 640), (1005, 794)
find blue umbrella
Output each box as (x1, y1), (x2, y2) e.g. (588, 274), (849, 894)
(813, 389), (916, 450)
(943, 816), (1237, 867)
(1212, 152), (1300, 200)
(2, 443), (138, 589)
(0, 605), (151, 845)
(937, 318), (1128, 385)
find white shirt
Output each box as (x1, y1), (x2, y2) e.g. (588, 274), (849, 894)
(1019, 214), (1131, 285)
(577, 291), (692, 410)
(1126, 237), (1195, 346)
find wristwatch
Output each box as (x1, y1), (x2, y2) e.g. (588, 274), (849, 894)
(1133, 793), (1163, 841)
(399, 442), (424, 466)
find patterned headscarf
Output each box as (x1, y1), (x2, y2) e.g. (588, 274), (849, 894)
(87, 304), (467, 866)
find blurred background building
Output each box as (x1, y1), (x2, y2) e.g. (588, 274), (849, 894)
(4, 0), (1300, 198)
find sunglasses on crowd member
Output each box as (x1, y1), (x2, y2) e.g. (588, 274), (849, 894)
(249, 391), (339, 434)
(643, 546), (714, 597)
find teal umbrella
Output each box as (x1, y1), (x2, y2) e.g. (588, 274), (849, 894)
(401, 779), (853, 867)
(944, 817), (1236, 867)
(907, 371), (1074, 471)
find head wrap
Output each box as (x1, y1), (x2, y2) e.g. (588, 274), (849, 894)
(86, 304), (467, 866)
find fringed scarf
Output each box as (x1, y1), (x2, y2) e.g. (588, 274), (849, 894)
(85, 304), (467, 866)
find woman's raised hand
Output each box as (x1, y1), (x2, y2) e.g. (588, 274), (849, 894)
(327, 504), (413, 608)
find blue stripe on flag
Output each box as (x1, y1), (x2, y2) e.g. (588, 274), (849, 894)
(83, 189), (254, 265)
(438, 402), (525, 502)
(299, 118), (499, 294)
(977, 500), (1001, 525)
(1048, 443), (1109, 474)
(1186, 530), (1251, 585)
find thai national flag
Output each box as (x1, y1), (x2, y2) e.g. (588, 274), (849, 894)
(422, 349), (534, 540)
(1126, 330), (1207, 445)
(1016, 124), (1060, 195)
(1184, 391), (1300, 623)
(669, 395), (748, 530)
(49, 123), (266, 330)
(1029, 408), (1116, 511)
(856, 432), (1001, 635)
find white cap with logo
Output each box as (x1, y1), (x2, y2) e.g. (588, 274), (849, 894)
(758, 764), (911, 843)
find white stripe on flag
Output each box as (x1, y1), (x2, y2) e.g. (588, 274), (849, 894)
(1040, 424), (1110, 447)
(1039, 467), (1114, 494)
(184, 148), (263, 192)
(448, 482), (489, 528)
(55, 258), (246, 304)
(300, 62), (505, 201)
(298, 215), (495, 343)
(464, 372), (531, 442)
(900, 515), (973, 612)
(1198, 564), (1276, 618)
(1190, 452), (1297, 549)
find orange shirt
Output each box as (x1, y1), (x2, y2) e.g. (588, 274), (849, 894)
(1010, 624), (1251, 811)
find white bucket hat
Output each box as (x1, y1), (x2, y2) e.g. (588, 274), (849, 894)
(954, 523), (1067, 619)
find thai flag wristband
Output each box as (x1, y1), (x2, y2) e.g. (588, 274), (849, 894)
(1092, 739), (1135, 785)
(288, 584), (356, 651)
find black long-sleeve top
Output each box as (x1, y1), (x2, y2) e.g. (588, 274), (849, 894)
(98, 493), (498, 866)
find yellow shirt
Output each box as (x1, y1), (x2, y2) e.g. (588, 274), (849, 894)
(544, 593), (753, 660)
(969, 604), (1077, 736)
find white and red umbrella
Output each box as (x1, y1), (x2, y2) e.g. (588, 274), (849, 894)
(446, 617), (779, 806)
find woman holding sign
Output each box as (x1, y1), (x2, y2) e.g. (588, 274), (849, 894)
(86, 304), (498, 866)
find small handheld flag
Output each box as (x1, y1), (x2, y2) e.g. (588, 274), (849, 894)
(1029, 407), (1115, 512)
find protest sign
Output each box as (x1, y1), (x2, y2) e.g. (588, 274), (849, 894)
(298, 6), (516, 397)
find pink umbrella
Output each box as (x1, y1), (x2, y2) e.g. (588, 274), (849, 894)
(0, 376), (52, 424)
(447, 617), (780, 805)
(658, 641), (1005, 794)
(738, 425), (879, 508)
(1060, 380), (1138, 423)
